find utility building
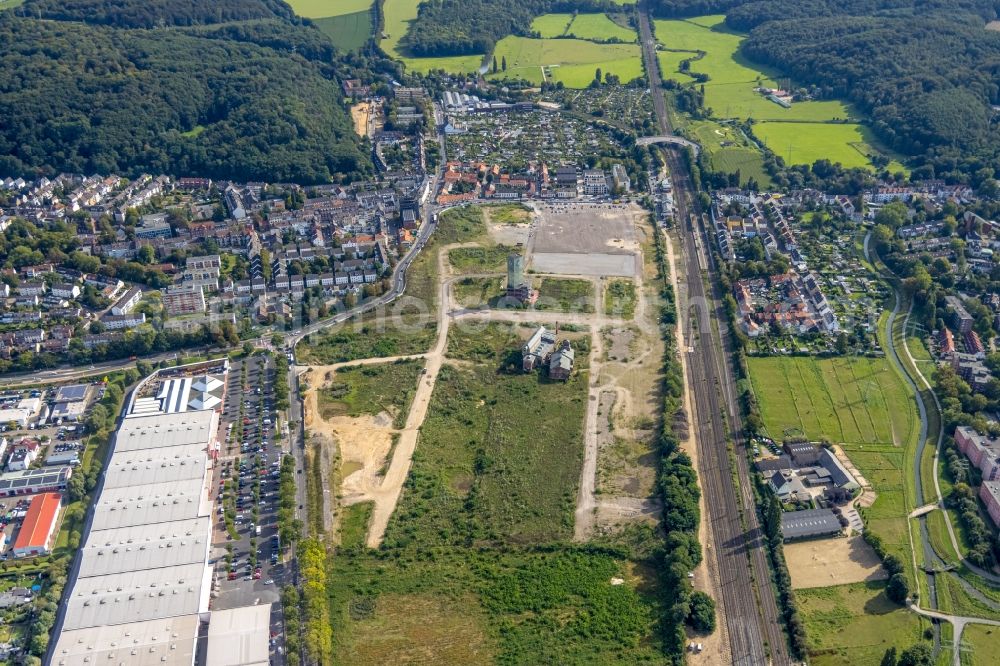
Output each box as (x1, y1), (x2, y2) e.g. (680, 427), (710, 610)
(505, 253), (537, 305)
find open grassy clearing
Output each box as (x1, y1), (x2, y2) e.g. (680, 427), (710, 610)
(605, 279), (636, 319)
(654, 15), (908, 171)
(488, 36), (643, 88)
(747, 356), (917, 446)
(318, 359), (422, 428)
(961, 624), (1000, 666)
(381, 0), (483, 73)
(797, 581), (926, 666)
(383, 359), (588, 546)
(297, 322), (435, 364)
(531, 13), (636, 42)
(681, 119), (770, 187)
(536, 277), (595, 313)
(286, 0), (371, 18)
(338, 501), (373, 549)
(328, 549), (666, 665)
(448, 246), (511, 273)
(753, 122), (886, 170)
(657, 51), (697, 84)
(452, 276), (505, 308)
(313, 11), (372, 51)
(447, 321), (526, 366)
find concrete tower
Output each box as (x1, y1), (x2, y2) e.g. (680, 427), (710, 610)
(507, 253), (525, 289)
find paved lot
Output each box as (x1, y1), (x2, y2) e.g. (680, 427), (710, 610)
(532, 203), (637, 255)
(210, 355), (287, 661)
(531, 251), (637, 276)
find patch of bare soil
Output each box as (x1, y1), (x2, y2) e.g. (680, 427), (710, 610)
(785, 535), (887, 589)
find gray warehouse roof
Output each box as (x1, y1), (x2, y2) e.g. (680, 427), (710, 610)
(781, 508), (843, 540)
(63, 562), (210, 631)
(91, 478), (210, 531)
(52, 614), (200, 666)
(103, 447), (208, 490)
(206, 604), (273, 666)
(115, 410), (217, 452)
(79, 517), (211, 578)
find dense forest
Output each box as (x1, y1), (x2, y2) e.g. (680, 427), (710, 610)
(18, 0), (296, 28)
(398, 0), (618, 57)
(0, 8), (371, 184)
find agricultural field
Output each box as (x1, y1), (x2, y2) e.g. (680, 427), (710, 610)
(531, 13), (637, 43)
(286, 0), (372, 51)
(381, 0), (483, 73)
(753, 121), (892, 170)
(654, 15), (906, 171)
(797, 581), (927, 666)
(747, 356), (916, 447)
(488, 36), (643, 88)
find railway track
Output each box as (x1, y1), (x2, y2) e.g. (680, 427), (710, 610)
(637, 4), (790, 664)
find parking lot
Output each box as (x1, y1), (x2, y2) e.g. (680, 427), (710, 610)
(209, 355), (289, 661)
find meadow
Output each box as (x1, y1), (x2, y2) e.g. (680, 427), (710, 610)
(604, 279), (637, 319)
(313, 11), (372, 51)
(382, 359), (588, 546)
(796, 581), (926, 666)
(381, 0), (483, 73)
(489, 36), (643, 87)
(448, 245), (510, 273)
(531, 13), (637, 43)
(961, 624), (1000, 666)
(653, 15), (907, 171)
(682, 119), (770, 187)
(318, 358), (423, 428)
(536, 277), (595, 313)
(286, 0), (371, 18)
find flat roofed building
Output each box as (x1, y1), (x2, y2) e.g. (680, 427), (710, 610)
(12, 492), (61, 557)
(62, 562), (210, 631)
(54, 384), (88, 402)
(79, 517), (211, 578)
(91, 477), (210, 531)
(51, 400), (87, 422)
(205, 604), (272, 666)
(0, 466), (72, 497)
(52, 614), (200, 666)
(116, 410), (218, 451)
(103, 445), (208, 490)
(780, 508), (843, 541)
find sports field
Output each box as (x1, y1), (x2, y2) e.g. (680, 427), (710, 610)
(489, 36), (643, 87)
(381, 0), (483, 73)
(653, 15), (907, 171)
(531, 13), (637, 43)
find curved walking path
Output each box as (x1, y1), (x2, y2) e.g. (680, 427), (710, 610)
(865, 232), (1000, 665)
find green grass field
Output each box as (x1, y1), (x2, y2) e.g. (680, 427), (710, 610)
(747, 356), (916, 447)
(604, 279), (636, 319)
(530, 13), (637, 43)
(452, 276), (504, 308)
(319, 359), (423, 428)
(489, 36), (643, 87)
(381, 0), (483, 73)
(797, 582), (926, 666)
(383, 359), (588, 546)
(314, 10), (372, 51)
(339, 501), (374, 549)
(286, 0), (371, 18)
(753, 121), (886, 170)
(448, 246), (511, 273)
(682, 119), (770, 187)
(536, 278), (595, 313)
(653, 15), (909, 171)
(961, 624), (1000, 666)
(657, 51), (697, 84)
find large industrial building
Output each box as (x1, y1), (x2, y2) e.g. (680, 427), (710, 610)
(52, 404), (270, 666)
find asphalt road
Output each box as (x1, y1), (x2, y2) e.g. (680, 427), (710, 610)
(638, 4), (789, 663)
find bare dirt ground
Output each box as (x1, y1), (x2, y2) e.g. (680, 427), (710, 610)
(350, 102), (370, 137)
(483, 205), (532, 246)
(785, 535), (887, 589)
(529, 202), (643, 277)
